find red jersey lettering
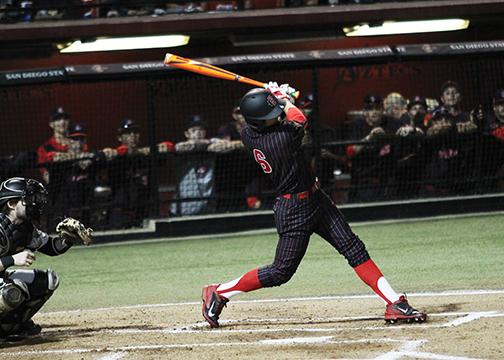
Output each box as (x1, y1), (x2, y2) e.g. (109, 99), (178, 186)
(253, 149), (272, 173)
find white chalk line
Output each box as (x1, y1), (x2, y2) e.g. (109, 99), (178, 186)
(374, 340), (425, 360)
(38, 289), (504, 317)
(98, 351), (128, 360)
(444, 311), (500, 327)
(186, 311), (488, 328)
(4, 312), (501, 359)
(102, 311), (504, 335)
(396, 352), (484, 360)
(0, 337), (410, 356)
(0, 337), (485, 360)
(374, 339), (484, 360)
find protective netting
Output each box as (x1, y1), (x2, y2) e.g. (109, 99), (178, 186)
(0, 55), (503, 230)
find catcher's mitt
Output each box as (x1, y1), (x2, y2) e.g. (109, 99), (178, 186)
(56, 217), (93, 246)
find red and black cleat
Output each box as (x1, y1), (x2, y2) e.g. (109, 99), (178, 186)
(202, 284), (228, 328)
(385, 295), (427, 324)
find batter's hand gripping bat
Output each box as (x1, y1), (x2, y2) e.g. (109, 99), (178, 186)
(163, 53), (299, 99)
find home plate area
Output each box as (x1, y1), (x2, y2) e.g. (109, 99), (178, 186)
(1, 290), (503, 360)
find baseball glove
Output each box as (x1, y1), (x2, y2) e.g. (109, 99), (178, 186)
(56, 217), (93, 246)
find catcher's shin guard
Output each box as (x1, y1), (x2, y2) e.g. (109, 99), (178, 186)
(0, 281), (28, 314)
(385, 295), (427, 324)
(202, 284), (228, 328)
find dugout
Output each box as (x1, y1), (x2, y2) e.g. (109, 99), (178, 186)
(1, 39), (504, 238)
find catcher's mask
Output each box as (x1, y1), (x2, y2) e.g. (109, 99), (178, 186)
(240, 88), (284, 130)
(0, 177), (48, 220)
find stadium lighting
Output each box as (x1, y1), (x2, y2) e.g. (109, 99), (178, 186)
(343, 19), (470, 37)
(59, 35), (190, 53)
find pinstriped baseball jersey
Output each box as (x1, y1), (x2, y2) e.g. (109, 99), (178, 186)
(240, 108), (315, 195)
(240, 105), (369, 288)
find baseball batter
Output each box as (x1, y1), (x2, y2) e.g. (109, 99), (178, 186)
(202, 84), (427, 327)
(0, 177), (92, 341)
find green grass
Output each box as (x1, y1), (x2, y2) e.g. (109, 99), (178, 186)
(33, 214), (504, 311)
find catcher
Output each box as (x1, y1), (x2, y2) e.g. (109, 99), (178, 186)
(0, 177), (92, 341)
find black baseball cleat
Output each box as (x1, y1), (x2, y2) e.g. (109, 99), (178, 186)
(21, 320), (42, 336)
(0, 320), (42, 342)
(384, 295), (427, 324)
(202, 284), (228, 328)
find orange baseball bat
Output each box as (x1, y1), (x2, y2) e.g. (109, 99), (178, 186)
(164, 53), (266, 88)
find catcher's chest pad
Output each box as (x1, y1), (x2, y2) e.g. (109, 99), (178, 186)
(0, 216), (34, 255)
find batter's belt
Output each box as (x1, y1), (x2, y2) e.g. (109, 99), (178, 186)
(281, 178), (320, 200)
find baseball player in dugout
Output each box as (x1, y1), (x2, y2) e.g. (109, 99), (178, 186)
(0, 177), (92, 341)
(108, 119), (174, 228)
(37, 107), (88, 184)
(202, 82), (427, 328)
(37, 108), (93, 222)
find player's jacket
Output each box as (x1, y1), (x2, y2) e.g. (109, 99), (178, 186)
(0, 214), (71, 272)
(484, 113), (504, 141)
(37, 137), (68, 165)
(241, 107), (315, 195)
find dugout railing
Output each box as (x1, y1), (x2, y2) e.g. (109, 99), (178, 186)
(1, 40), (503, 231)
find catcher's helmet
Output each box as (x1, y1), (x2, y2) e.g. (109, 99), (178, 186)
(0, 177), (48, 219)
(239, 88), (283, 125)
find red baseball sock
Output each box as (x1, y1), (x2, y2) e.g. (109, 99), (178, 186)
(216, 268), (262, 300)
(354, 259), (399, 304)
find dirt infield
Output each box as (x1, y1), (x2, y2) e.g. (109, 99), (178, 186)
(1, 290), (503, 359)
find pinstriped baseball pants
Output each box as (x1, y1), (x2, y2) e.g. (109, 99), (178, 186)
(258, 189), (370, 288)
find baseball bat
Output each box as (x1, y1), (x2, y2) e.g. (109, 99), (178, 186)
(164, 53), (266, 88)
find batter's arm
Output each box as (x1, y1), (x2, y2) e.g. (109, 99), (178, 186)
(282, 101), (307, 128)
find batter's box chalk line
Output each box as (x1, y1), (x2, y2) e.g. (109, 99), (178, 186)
(102, 310), (503, 335)
(0, 338), (486, 360)
(35, 311), (503, 338)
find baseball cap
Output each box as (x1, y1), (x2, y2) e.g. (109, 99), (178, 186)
(440, 80), (460, 95)
(186, 114), (207, 130)
(67, 123), (87, 139)
(118, 119), (140, 134)
(51, 107), (70, 121)
(408, 95), (428, 110)
(493, 89), (504, 104)
(363, 94), (383, 110)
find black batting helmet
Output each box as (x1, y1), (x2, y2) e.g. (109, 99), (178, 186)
(0, 177), (48, 219)
(239, 88), (283, 124)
